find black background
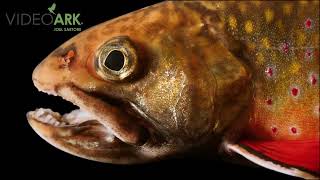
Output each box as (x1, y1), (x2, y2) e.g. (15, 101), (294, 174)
(2, 0), (297, 179)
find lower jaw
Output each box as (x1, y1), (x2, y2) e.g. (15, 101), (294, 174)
(26, 109), (174, 164)
(26, 106), (149, 163)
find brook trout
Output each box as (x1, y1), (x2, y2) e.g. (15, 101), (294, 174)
(27, 1), (319, 178)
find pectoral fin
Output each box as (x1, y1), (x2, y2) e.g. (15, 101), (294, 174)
(225, 139), (319, 179)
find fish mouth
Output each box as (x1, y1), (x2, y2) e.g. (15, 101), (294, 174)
(27, 85), (157, 164)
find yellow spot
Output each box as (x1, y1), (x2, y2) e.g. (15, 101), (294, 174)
(312, 33), (319, 47)
(290, 62), (301, 74)
(245, 20), (253, 33)
(247, 42), (256, 51)
(216, 2), (225, 10)
(276, 20), (283, 30)
(296, 31), (306, 46)
(299, 1), (308, 5)
(228, 16), (237, 30)
(261, 37), (271, 49)
(282, 3), (293, 16)
(201, 2), (217, 11)
(264, 8), (274, 23)
(256, 52), (265, 65)
(252, 1), (261, 7)
(238, 3), (247, 13)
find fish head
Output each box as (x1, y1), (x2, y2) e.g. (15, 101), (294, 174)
(27, 1), (249, 163)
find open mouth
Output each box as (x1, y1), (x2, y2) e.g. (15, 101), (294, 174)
(27, 85), (151, 155)
(28, 108), (91, 128)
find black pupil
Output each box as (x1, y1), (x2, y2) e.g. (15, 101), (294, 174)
(104, 50), (125, 71)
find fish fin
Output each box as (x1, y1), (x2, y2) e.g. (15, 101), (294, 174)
(225, 139), (319, 179)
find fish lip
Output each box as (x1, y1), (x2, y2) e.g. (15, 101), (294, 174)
(27, 83), (152, 147)
(26, 109), (124, 145)
(27, 108), (102, 128)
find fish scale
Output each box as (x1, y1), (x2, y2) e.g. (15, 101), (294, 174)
(196, 1), (319, 140)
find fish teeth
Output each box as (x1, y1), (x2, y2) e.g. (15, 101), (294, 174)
(53, 121), (60, 126)
(28, 108), (97, 127)
(62, 109), (95, 125)
(44, 114), (53, 122)
(60, 122), (66, 126)
(47, 118), (56, 125)
(35, 109), (45, 117)
(29, 108), (65, 127)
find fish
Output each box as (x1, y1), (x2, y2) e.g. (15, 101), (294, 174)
(26, 1), (319, 178)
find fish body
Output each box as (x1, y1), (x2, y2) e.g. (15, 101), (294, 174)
(27, 1), (319, 178)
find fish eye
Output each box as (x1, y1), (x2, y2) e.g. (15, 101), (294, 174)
(95, 36), (138, 81)
(104, 50), (125, 71)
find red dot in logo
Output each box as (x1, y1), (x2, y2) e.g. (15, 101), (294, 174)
(291, 127), (297, 134)
(291, 87), (299, 97)
(305, 18), (312, 29)
(265, 67), (273, 77)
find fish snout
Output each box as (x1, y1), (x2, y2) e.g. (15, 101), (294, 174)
(32, 54), (71, 95)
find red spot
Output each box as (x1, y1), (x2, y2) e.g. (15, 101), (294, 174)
(291, 127), (297, 134)
(265, 67), (273, 77)
(305, 18), (312, 29)
(310, 74), (317, 85)
(305, 49), (313, 60)
(272, 127), (277, 133)
(291, 87), (299, 97)
(266, 99), (272, 105)
(281, 42), (289, 53)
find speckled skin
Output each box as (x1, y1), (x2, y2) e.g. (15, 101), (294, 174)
(180, 1), (319, 141)
(27, 0), (319, 173)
